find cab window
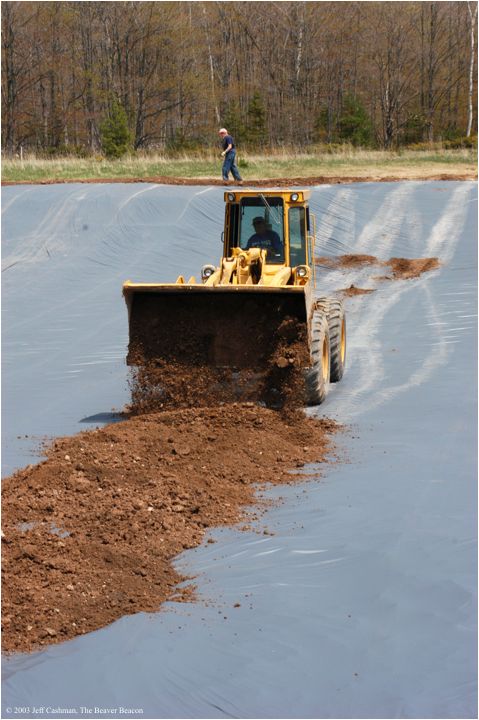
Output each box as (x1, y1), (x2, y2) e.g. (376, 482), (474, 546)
(238, 197), (285, 263)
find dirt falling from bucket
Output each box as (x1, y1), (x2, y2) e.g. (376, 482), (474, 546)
(127, 316), (311, 416)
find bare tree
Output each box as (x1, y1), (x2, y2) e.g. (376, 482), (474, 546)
(201, 2), (220, 125)
(467, 1), (478, 136)
(1, 1), (37, 153)
(369, 3), (417, 147)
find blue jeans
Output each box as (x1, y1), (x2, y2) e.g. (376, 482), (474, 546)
(222, 150), (242, 181)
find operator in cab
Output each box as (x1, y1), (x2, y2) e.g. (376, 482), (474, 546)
(246, 217), (283, 260)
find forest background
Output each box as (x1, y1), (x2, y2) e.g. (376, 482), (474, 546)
(2, 0), (478, 162)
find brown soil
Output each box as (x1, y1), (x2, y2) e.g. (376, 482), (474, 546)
(341, 285), (376, 297)
(382, 256), (441, 280)
(2, 405), (338, 655)
(2, 173), (476, 187)
(321, 254), (379, 268)
(318, 254), (440, 282)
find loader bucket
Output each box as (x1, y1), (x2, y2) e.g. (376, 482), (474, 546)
(123, 284), (312, 370)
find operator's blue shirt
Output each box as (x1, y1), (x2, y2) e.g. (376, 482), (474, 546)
(246, 230), (282, 254)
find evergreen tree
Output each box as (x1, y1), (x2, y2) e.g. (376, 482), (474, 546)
(245, 92), (267, 147)
(338, 95), (373, 146)
(314, 105), (337, 144)
(222, 101), (246, 144)
(100, 97), (132, 159)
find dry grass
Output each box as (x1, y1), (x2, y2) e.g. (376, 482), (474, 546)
(2, 147), (477, 183)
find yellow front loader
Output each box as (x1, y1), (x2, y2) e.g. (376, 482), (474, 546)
(123, 189), (346, 405)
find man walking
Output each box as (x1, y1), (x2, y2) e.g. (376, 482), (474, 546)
(218, 128), (243, 184)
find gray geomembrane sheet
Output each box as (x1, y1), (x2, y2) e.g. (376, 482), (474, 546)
(2, 181), (477, 719)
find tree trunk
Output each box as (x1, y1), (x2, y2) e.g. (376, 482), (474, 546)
(201, 4), (220, 125)
(466, 1), (478, 137)
(2, 2), (16, 155)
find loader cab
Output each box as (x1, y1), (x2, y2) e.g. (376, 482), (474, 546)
(224, 190), (314, 278)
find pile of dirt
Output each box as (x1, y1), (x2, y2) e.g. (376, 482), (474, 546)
(317, 254), (379, 269)
(317, 254), (440, 288)
(341, 285), (376, 297)
(2, 404), (339, 654)
(382, 257), (441, 280)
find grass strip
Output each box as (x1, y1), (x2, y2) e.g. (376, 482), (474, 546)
(2, 148), (476, 184)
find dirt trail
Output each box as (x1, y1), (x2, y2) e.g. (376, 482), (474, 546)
(2, 172), (476, 187)
(2, 404), (338, 654)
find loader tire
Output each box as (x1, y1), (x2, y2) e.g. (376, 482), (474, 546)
(327, 298), (346, 383)
(305, 309), (330, 406)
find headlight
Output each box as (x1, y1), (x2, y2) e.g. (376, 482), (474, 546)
(201, 264), (216, 281)
(290, 192), (299, 202)
(296, 265), (309, 278)
(227, 192), (236, 202)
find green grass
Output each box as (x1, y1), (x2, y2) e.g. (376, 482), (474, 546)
(2, 147), (476, 183)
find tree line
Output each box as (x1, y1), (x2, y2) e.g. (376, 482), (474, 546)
(2, 1), (477, 157)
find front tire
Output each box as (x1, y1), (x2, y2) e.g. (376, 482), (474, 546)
(305, 309), (330, 406)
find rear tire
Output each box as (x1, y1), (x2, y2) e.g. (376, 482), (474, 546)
(305, 309), (330, 406)
(328, 299), (346, 382)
